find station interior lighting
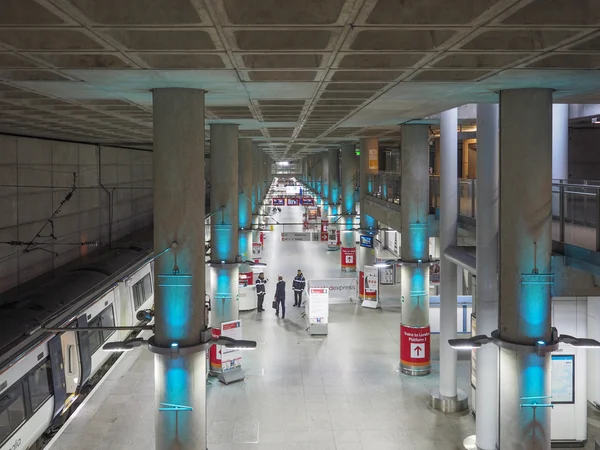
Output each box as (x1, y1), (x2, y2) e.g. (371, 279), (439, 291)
(102, 334), (257, 352)
(277, 161), (290, 166)
(448, 335), (493, 349)
(449, 333), (600, 350)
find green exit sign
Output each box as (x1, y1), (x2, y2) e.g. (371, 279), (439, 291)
(356, 150), (360, 155)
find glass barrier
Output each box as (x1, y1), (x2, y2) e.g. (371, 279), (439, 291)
(366, 173), (600, 252)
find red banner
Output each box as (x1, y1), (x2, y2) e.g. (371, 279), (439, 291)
(341, 247), (356, 270)
(400, 325), (430, 368)
(209, 328), (222, 369)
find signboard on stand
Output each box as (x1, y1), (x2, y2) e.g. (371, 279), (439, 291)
(379, 266), (394, 285)
(218, 320), (244, 384)
(362, 265), (379, 309)
(400, 325), (431, 370)
(327, 227), (339, 250)
(341, 247), (356, 271)
(320, 219), (329, 241)
(307, 287), (329, 335)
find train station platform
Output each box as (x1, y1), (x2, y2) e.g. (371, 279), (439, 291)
(45, 205), (600, 450)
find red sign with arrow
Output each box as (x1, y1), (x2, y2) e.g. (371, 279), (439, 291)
(400, 325), (430, 368)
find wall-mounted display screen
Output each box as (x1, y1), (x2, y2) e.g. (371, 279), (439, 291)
(551, 354), (575, 404)
(359, 235), (373, 248)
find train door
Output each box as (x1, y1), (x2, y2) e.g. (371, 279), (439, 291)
(48, 335), (66, 417)
(59, 314), (91, 396)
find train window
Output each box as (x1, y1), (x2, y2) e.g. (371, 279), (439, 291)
(132, 273), (152, 310)
(88, 305), (116, 353)
(28, 359), (53, 412)
(0, 384), (26, 445)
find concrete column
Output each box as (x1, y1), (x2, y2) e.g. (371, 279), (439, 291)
(329, 149), (340, 208)
(498, 89), (553, 450)
(209, 124), (240, 375)
(400, 125), (430, 376)
(341, 144), (358, 220)
(316, 153), (322, 196)
(359, 138), (378, 231)
(322, 151), (330, 209)
(552, 104), (569, 180)
(239, 138), (253, 266)
(475, 103), (499, 450)
(152, 88), (207, 450)
(303, 158), (308, 183)
(432, 108), (467, 411)
(252, 143), (260, 215)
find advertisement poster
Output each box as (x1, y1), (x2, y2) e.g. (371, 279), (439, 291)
(429, 262), (440, 284)
(364, 265), (378, 293)
(400, 325), (431, 368)
(379, 266), (394, 285)
(220, 320), (242, 372)
(308, 287), (329, 324)
(252, 242), (262, 260)
(368, 148), (378, 170)
(341, 247), (356, 270)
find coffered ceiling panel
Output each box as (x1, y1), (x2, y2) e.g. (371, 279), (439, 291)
(0, 0), (598, 157)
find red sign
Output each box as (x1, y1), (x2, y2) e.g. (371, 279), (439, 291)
(209, 328), (222, 369)
(259, 232), (264, 245)
(336, 230), (341, 246)
(287, 198), (300, 206)
(341, 247), (356, 269)
(320, 232), (328, 241)
(400, 325), (430, 368)
(321, 220), (329, 233)
(239, 271), (253, 286)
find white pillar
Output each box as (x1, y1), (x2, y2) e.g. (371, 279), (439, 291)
(439, 108), (459, 398)
(341, 143), (358, 217)
(552, 103), (569, 180)
(498, 89), (553, 450)
(475, 103), (499, 450)
(152, 88), (207, 450)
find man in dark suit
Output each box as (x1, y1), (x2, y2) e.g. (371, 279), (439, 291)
(274, 275), (286, 318)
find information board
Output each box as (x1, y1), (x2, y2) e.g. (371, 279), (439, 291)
(309, 287), (329, 324)
(552, 354), (575, 404)
(281, 232), (312, 241)
(287, 198), (300, 206)
(272, 198), (285, 206)
(220, 320), (242, 372)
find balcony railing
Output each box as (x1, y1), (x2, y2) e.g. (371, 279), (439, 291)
(366, 173), (600, 252)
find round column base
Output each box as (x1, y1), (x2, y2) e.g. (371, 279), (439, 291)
(399, 364), (430, 377)
(429, 388), (468, 413)
(463, 435), (476, 450)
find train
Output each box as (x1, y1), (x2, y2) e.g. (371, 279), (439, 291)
(0, 230), (155, 450)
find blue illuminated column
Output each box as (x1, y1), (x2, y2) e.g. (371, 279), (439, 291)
(358, 138), (378, 294)
(252, 142), (260, 216)
(209, 124), (240, 374)
(328, 148), (340, 217)
(498, 89), (553, 449)
(239, 138), (253, 271)
(152, 88), (207, 450)
(340, 143), (358, 226)
(399, 125), (431, 376)
(303, 158), (308, 184)
(315, 153), (322, 196)
(321, 151), (330, 213)
(475, 103), (499, 450)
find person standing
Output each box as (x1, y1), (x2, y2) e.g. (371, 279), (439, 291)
(292, 269), (306, 307)
(274, 275), (286, 318)
(255, 272), (268, 312)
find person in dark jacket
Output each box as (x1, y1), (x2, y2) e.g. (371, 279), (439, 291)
(292, 269), (306, 307)
(255, 272), (268, 312)
(274, 275), (286, 318)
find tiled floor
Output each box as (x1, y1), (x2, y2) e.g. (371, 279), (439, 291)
(45, 203), (600, 450)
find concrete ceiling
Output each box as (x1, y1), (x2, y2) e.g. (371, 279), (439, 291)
(2, 0), (600, 158)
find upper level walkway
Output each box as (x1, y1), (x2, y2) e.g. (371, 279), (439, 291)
(361, 174), (600, 280)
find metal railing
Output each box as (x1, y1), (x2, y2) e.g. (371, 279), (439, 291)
(366, 173), (600, 252)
